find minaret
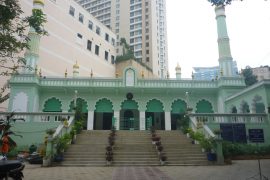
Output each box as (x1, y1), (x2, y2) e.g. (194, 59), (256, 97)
(24, 0), (45, 74)
(175, 63), (181, 79)
(73, 61), (79, 77)
(215, 5), (234, 77)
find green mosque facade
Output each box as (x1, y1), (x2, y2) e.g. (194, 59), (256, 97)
(5, 1), (270, 146)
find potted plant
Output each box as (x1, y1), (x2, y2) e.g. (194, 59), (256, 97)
(213, 129), (222, 139)
(46, 128), (55, 138)
(43, 154), (52, 167)
(105, 146), (113, 165)
(159, 153), (167, 165)
(152, 136), (161, 144)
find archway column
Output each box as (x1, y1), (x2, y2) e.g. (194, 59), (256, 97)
(165, 112), (171, 130)
(87, 111), (94, 130)
(114, 111), (120, 130)
(139, 111), (145, 130)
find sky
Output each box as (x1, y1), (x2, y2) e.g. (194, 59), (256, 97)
(166, 0), (270, 78)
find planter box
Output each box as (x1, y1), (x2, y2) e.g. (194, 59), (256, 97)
(207, 152), (217, 161)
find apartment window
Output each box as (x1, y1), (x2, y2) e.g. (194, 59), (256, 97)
(96, 26), (101, 35)
(79, 13), (84, 23)
(95, 45), (99, 55)
(146, 57), (150, 62)
(111, 38), (115, 46)
(111, 55), (115, 64)
(146, 50), (149, 54)
(77, 33), (82, 39)
(146, 35), (149, 40)
(146, 42), (149, 47)
(88, 20), (93, 30)
(76, 33), (83, 45)
(105, 33), (109, 42)
(69, 6), (75, 17)
(105, 51), (109, 60)
(130, 39), (134, 43)
(146, 28), (149, 33)
(87, 40), (92, 51)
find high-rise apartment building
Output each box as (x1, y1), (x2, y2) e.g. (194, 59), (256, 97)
(75, 0), (168, 78)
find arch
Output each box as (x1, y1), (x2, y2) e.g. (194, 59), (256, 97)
(253, 95), (266, 113)
(12, 92), (28, 112)
(121, 99), (139, 110)
(231, 106), (237, 113)
(171, 99), (187, 114)
(195, 99), (214, 113)
(69, 98), (88, 113)
(95, 98), (113, 113)
(240, 101), (250, 113)
(43, 97), (62, 112)
(146, 99), (164, 112)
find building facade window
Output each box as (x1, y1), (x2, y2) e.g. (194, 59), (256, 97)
(79, 13), (84, 23)
(105, 51), (109, 60)
(69, 6), (75, 17)
(111, 38), (115, 46)
(77, 33), (82, 39)
(87, 40), (92, 51)
(95, 45), (99, 55)
(96, 26), (101, 35)
(105, 33), (109, 42)
(88, 20), (93, 30)
(111, 55), (115, 64)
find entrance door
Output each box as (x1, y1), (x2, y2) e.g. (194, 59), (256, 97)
(171, 114), (184, 130)
(120, 109), (139, 130)
(103, 113), (113, 130)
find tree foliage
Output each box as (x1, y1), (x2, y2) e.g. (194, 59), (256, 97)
(0, 0), (47, 103)
(208, 0), (243, 6)
(242, 66), (257, 86)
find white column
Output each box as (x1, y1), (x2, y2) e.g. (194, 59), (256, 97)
(114, 111), (120, 130)
(140, 111), (145, 130)
(165, 112), (171, 130)
(87, 111), (94, 130)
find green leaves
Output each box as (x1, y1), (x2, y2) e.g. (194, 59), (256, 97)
(242, 66), (258, 86)
(26, 9), (47, 35)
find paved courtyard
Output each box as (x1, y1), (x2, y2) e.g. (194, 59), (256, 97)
(23, 160), (270, 180)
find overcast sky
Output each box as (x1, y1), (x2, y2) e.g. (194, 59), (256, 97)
(166, 0), (270, 78)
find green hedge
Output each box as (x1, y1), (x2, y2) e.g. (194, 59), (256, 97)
(222, 141), (270, 158)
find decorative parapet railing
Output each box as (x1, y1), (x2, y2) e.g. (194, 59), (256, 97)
(189, 113), (268, 125)
(0, 112), (74, 123)
(217, 77), (245, 87)
(9, 74), (246, 89)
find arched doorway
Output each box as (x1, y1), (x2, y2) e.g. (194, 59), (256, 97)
(146, 99), (165, 130)
(171, 99), (187, 130)
(196, 99), (214, 113)
(120, 100), (139, 130)
(94, 98), (114, 130)
(43, 97), (62, 112)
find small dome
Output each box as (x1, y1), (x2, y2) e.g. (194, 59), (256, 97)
(33, 0), (44, 5)
(175, 63), (181, 71)
(73, 61), (79, 69)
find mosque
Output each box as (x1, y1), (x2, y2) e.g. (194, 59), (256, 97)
(7, 0), (270, 146)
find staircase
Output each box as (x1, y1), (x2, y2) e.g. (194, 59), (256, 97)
(61, 130), (109, 166)
(113, 130), (160, 166)
(61, 130), (209, 166)
(156, 130), (209, 166)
